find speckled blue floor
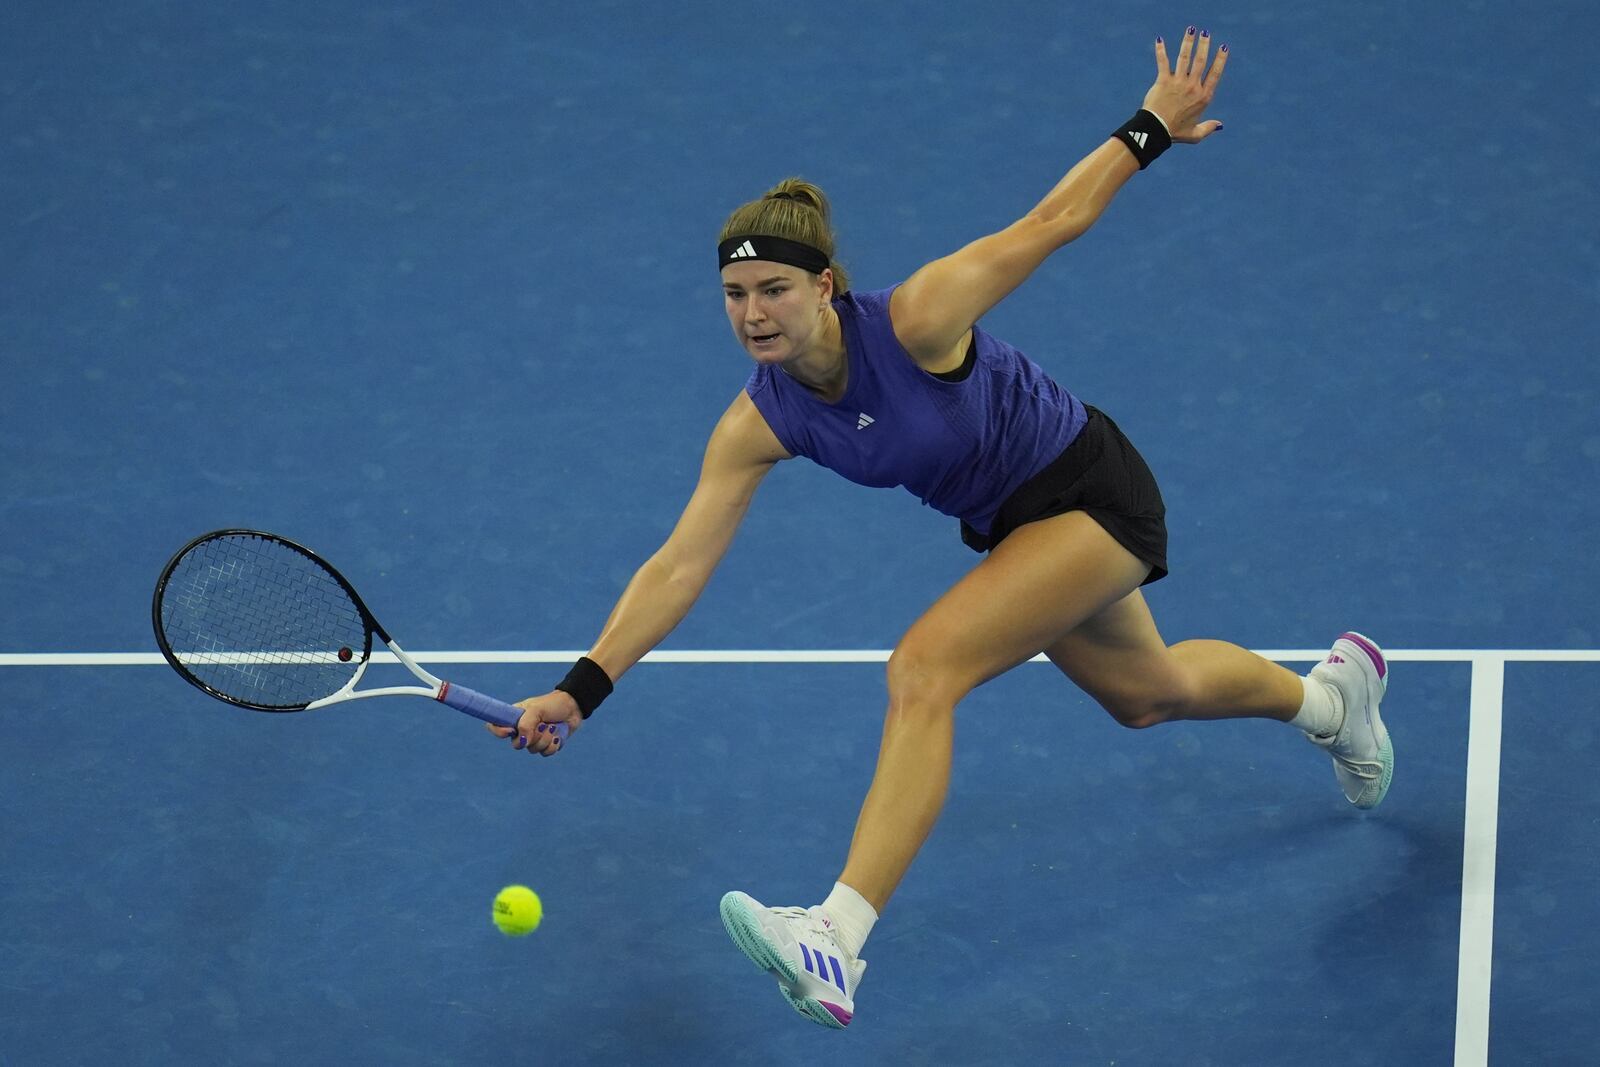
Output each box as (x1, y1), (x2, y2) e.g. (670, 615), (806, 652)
(3, 2), (1596, 1063)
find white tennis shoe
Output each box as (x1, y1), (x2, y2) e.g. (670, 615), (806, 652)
(719, 891), (866, 1029)
(1306, 631), (1393, 809)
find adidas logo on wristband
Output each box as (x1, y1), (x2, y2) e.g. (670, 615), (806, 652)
(1112, 110), (1171, 169)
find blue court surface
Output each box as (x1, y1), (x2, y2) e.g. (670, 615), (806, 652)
(3, 2), (1597, 1064)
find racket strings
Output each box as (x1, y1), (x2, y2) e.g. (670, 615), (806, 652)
(159, 534), (367, 708)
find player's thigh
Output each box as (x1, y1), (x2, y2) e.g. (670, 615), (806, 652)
(1042, 588), (1194, 726)
(891, 511), (1150, 703)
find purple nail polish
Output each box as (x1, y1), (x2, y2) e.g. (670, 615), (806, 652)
(1156, 36), (1163, 44)
(1187, 25), (1196, 34)
(1200, 29), (1209, 38)
(1221, 43), (1229, 52)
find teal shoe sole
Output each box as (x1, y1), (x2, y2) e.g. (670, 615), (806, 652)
(720, 893), (798, 983)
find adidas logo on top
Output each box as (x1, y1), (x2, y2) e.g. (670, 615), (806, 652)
(728, 240), (758, 259)
(1128, 130), (1148, 149)
(856, 413), (874, 430)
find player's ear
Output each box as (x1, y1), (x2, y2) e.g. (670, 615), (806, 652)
(817, 267), (834, 305)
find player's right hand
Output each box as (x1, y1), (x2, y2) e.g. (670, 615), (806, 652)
(486, 690), (582, 756)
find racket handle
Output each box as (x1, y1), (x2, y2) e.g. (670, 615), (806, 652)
(437, 682), (571, 742)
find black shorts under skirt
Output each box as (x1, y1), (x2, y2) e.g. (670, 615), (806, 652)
(960, 405), (1169, 585)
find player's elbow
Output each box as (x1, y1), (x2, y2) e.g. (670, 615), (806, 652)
(1022, 206), (1088, 248)
(652, 533), (733, 596)
(646, 548), (703, 593)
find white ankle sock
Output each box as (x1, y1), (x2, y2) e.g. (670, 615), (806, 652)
(1290, 674), (1343, 738)
(820, 881), (877, 959)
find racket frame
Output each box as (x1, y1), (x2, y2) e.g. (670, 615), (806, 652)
(152, 529), (562, 739)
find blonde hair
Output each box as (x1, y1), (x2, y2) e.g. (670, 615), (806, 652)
(718, 177), (850, 294)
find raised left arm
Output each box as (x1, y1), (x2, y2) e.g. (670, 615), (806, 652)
(891, 27), (1228, 364)
(890, 142), (1138, 362)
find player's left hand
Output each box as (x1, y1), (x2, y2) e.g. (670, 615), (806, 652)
(1143, 26), (1227, 144)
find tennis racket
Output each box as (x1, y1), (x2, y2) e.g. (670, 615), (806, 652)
(152, 529), (567, 743)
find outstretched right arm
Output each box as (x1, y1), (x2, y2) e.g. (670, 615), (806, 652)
(491, 390), (789, 752)
(586, 390), (788, 681)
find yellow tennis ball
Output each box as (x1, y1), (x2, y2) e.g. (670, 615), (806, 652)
(492, 885), (542, 936)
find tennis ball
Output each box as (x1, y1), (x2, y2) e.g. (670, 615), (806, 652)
(492, 885), (542, 936)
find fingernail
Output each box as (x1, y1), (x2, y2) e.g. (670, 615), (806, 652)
(1221, 43), (1229, 52)
(515, 735), (526, 749)
(1216, 123), (1224, 130)
(1156, 35), (1163, 44)
(1187, 25), (1196, 35)
(1200, 29), (1209, 38)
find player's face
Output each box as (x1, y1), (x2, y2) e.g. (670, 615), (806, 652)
(721, 262), (832, 364)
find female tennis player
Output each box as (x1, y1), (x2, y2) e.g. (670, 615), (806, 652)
(489, 28), (1392, 1030)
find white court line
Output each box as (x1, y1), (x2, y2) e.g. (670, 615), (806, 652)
(1, 648), (1598, 666)
(1454, 655), (1506, 1067)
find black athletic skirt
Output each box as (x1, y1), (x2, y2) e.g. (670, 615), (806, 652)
(960, 405), (1169, 585)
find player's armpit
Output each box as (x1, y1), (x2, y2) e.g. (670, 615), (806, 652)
(889, 216), (1059, 363)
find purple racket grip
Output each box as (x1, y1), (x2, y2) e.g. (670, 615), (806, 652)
(437, 682), (571, 742)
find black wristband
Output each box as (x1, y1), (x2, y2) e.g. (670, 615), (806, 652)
(1111, 109), (1173, 169)
(554, 656), (613, 719)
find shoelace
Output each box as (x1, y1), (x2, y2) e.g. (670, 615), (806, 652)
(770, 905), (836, 941)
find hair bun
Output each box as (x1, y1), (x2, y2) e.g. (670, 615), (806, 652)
(762, 179), (831, 223)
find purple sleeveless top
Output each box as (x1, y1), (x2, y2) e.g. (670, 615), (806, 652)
(744, 286), (1087, 536)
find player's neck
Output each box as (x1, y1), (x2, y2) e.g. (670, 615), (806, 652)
(783, 306), (847, 403)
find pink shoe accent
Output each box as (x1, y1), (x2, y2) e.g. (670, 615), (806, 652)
(821, 1002), (853, 1027)
(1339, 632), (1387, 680)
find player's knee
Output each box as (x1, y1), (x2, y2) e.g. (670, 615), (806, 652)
(1106, 701), (1167, 730)
(885, 643), (969, 717)
(1101, 677), (1198, 730)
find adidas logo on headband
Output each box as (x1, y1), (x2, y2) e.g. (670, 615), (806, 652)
(717, 234), (832, 275)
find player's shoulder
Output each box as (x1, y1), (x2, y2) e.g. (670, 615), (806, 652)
(834, 286), (894, 320)
(712, 389), (792, 466)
